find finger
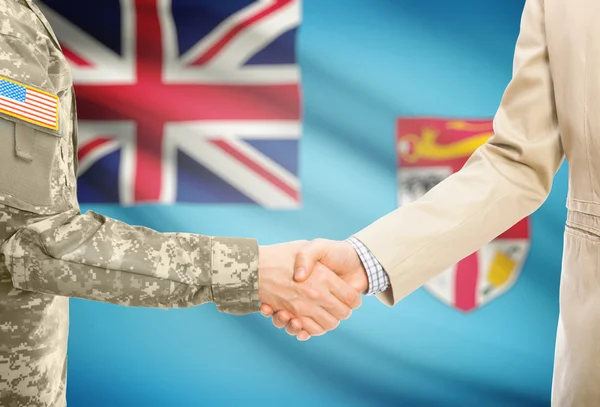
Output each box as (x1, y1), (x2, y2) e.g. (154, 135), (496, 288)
(285, 318), (303, 336)
(318, 291), (353, 321)
(328, 274), (362, 310)
(304, 304), (339, 332)
(260, 304), (274, 317)
(297, 317), (326, 337)
(297, 330), (311, 341)
(294, 239), (328, 282)
(310, 262), (361, 312)
(272, 310), (292, 329)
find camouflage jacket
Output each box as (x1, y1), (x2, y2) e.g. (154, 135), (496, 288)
(0, 1), (258, 405)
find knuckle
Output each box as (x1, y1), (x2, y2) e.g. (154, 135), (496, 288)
(296, 250), (308, 261)
(313, 327), (326, 336)
(306, 287), (321, 301)
(353, 296), (363, 309)
(299, 243), (312, 254)
(314, 238), (327, 246)
(306, 326), (321, 336)
(345, 291), (358, 306)
(311, 271), (326, 284)
(323, 319), (338, 331)
(290, 299), (305, 316)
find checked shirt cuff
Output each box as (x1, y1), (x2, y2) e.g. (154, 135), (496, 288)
(346, 236), (390, 296)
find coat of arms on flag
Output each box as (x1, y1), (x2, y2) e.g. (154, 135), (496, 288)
(38, 0), (302, 209)
(397, 118), (531, 312)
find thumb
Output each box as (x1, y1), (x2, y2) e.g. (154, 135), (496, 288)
(294, 239), (328, 282)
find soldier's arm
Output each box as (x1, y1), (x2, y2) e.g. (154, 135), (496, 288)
(2, 209), (259, 314)
(0, 4), (362, 327)
(0, 23), (258, 314)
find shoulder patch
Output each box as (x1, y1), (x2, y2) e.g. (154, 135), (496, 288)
(0, 76), (59, 131)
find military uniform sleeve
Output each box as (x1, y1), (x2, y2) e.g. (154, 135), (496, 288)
(0, 10), (258, 315)
(354, 0), (564, 306)
(2, 210), (259, 314)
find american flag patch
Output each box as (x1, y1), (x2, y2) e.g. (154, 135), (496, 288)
(0, 76), (59, 131)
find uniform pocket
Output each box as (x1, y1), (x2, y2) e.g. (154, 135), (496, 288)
(0, 117), (66, 212)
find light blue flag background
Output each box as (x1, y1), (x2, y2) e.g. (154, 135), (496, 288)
(68, 0), (566, 405)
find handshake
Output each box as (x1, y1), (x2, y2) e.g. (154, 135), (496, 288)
(257, 239), (370, 341)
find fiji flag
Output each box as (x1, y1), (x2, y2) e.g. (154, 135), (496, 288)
(37, 0), (302, 209)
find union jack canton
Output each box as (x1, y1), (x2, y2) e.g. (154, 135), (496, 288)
(37, 0), (302, 209)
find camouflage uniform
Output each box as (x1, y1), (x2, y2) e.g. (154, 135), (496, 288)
(0, 1), (259, 405)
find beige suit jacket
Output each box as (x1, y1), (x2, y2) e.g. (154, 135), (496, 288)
(354, 0), (599, 405)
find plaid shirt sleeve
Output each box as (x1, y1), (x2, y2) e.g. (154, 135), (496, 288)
(346, 236), (390, 296)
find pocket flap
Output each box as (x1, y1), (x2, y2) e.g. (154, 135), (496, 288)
(14, 123), (35, 162)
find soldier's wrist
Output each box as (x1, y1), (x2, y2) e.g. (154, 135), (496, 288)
(210, 236), (259, 315)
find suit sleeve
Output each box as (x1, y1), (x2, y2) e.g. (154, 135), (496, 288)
(1, 210), (259, 314)
(354, 0), (564, 306)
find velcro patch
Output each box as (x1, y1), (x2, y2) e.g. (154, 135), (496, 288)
(0, 76), (59, 131)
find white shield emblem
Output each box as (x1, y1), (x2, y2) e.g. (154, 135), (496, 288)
(397, 118), (530, 312)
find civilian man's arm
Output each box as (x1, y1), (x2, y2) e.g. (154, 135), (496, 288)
(355, 0), (563, 305)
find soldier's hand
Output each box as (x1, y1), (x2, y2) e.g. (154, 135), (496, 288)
(258, 241), (362, 339)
